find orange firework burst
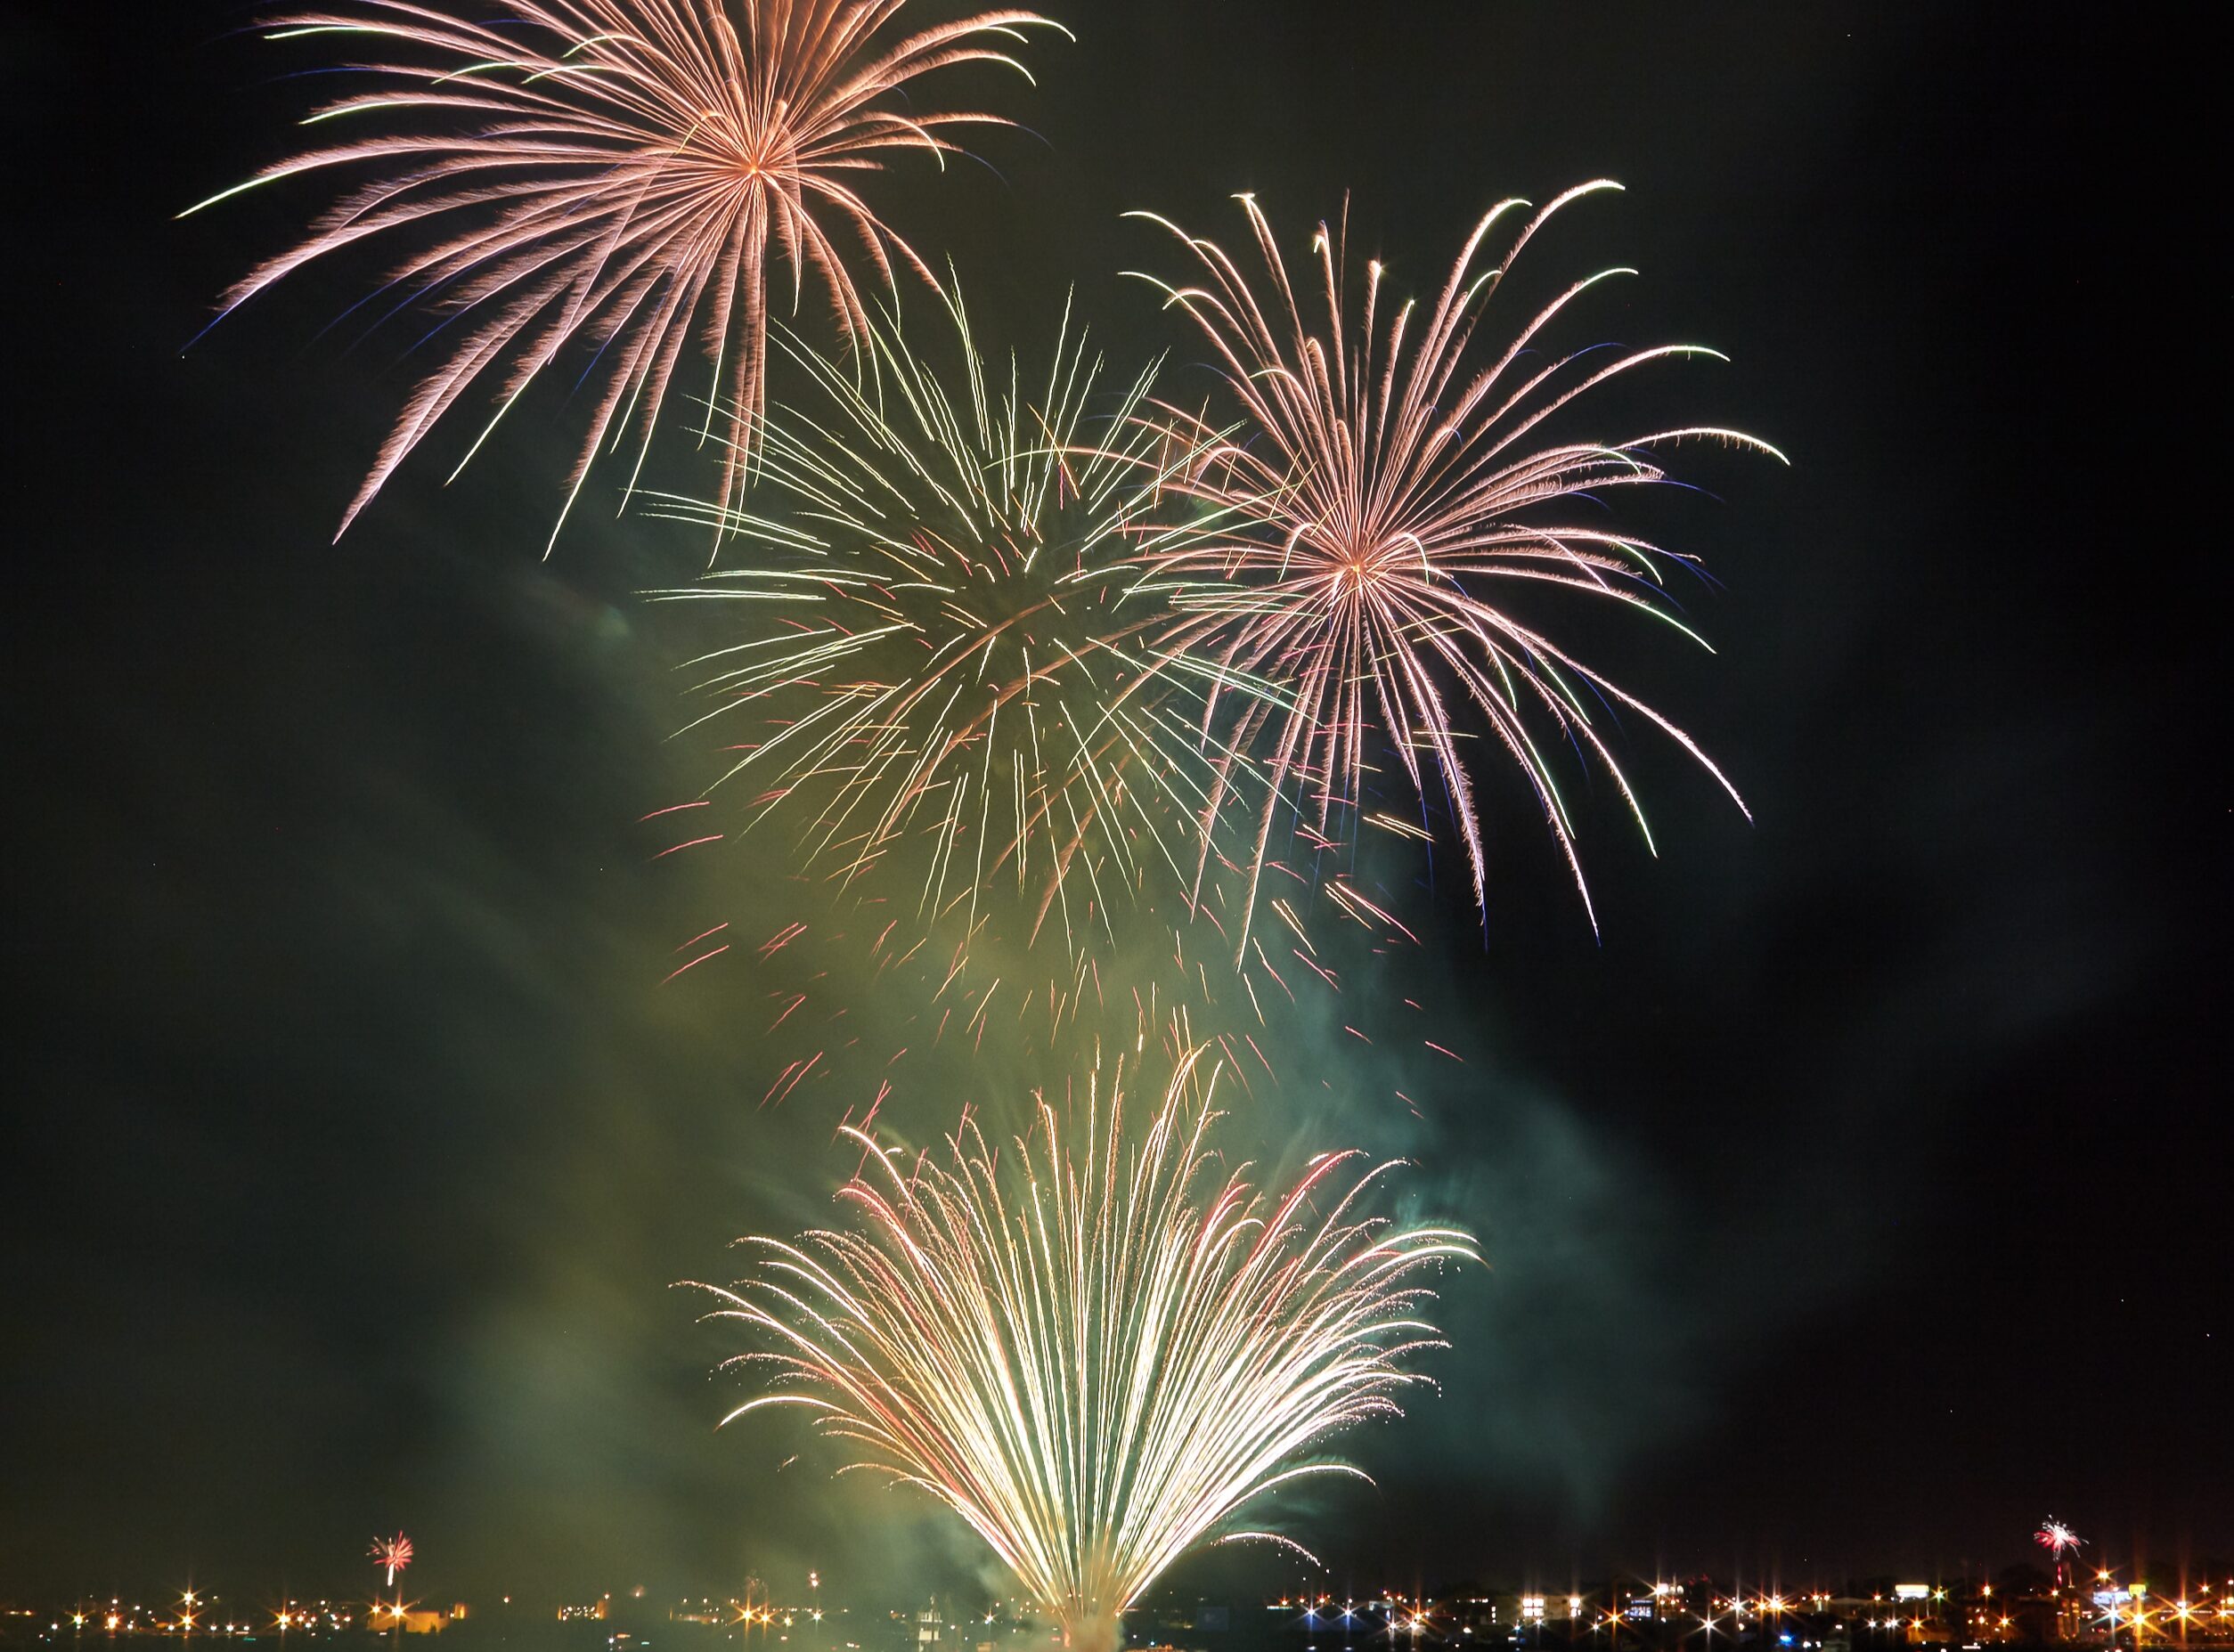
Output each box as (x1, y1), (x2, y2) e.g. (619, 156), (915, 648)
(186, 0), (1066, 542)
(1129, 185), (1784, 946)
(697, 1047), (1472, 1650)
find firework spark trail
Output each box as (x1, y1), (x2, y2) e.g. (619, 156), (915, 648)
(696, 1047), (1472, 1647)
(1127, 185), (1785, 950)
(657, 884), (1440, 1120)
(640, 279), (1319, 1021)
(185, 0), (1066, 543)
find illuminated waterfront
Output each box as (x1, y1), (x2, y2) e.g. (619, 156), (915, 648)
(8, 1562), (2231, 1651)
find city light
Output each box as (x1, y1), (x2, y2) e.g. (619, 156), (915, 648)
(18, 1534), (2231, 1649)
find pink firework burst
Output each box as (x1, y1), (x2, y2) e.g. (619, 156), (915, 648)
(188, 0), (1065, 543)
(2035, 1520), (2082, 1590)
(1130, 185), (1783, 950)
(369, 1532), (413, 1586)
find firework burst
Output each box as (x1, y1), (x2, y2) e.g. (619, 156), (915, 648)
(697, 1047), (1472, 1648)
(2036, 1520), (2083, 1589)
(1130, 185), (1784, 946)
(186, 0), (1065, 542)
(644, 280), (1264, 993)
(368, 1533), (412, 1586)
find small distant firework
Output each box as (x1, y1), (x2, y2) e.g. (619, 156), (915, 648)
(645, 281), (1252, 981)
(1130, 185), (1783, 946)
(369, 1532), (412, 1586)
(698, 1048), (1473, 1651)
(2036, 1520), (2082, 1588)
(186, 0), (1065, 541)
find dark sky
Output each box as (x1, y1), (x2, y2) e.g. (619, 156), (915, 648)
(3, 0), (2223, 1614)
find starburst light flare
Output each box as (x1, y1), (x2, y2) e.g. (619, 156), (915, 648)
(644, 279), (1263, 990)
(697, 1047), (1473, 1651)
(1129, 185), (1785, 947)
(185, 0), (1066, 543)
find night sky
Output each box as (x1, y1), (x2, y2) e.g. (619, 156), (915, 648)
(3, 0), (2223, 1613)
